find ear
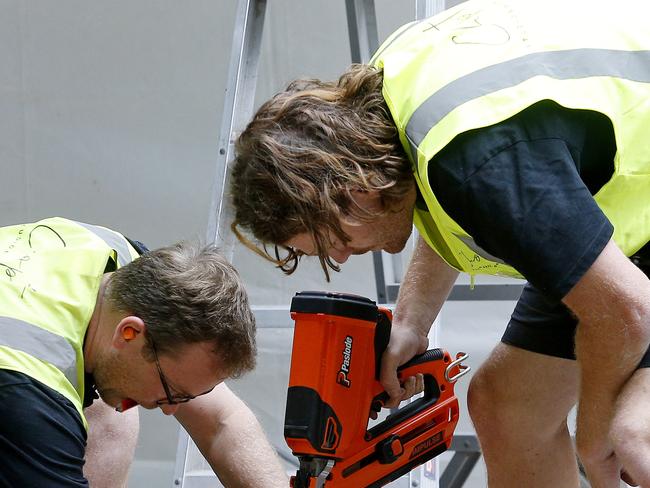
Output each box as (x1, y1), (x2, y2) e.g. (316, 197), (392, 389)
(112, 316), (146, 350)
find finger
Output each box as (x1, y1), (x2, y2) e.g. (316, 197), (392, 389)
(383, 389), (405, 409)
(415, 373), (425, 395)
(402, 375), (417, 399)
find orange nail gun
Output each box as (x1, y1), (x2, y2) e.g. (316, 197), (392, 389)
(284, 291), (470, 488)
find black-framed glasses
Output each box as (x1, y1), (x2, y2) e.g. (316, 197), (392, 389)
(150, 338), (214, 406)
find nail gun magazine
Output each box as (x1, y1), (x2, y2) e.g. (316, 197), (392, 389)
(284, 291), (469, 488)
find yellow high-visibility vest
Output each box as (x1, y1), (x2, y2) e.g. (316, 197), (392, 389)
(372, 0), (650, 278)
(0, 217), (138, 425)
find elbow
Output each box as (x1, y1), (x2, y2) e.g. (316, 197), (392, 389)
(620, 300), (650, 346)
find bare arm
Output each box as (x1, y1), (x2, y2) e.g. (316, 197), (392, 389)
(563, 239), (650, 483)
(174, 384), (287, 488)
(381, 235), (459, 406)
(84, 399), (139, 488)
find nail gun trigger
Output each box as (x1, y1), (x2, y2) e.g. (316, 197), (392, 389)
(369, 391), (389, 420)
(371, 398), (383, 413)
(371, 391), (389, 412)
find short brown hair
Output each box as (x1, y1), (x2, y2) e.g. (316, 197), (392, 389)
(231, 64), (411, 279)
(107, 242), (256, 378)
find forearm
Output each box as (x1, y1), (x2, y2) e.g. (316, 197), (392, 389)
(379, 236), (458, 404)
(393, 235), (459, 334)
(84, 400), (139, 488)
(575, 312), (650, 438)
(563, 240), (650, 470)
(573, 313), (650, 486)
(176, 385), (287, 488)
(207, 400), (287, 488)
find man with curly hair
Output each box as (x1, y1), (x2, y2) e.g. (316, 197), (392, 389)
(230, 0), (650, 486)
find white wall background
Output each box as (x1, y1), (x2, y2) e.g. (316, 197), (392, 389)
(0, 2), (538, 487)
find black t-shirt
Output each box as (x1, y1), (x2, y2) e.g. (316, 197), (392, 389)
(427, 100), (619, 300)
(0, 369), (88, 486)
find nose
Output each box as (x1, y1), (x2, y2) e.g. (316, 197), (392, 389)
(329, 248), (353, 264)
(159, 403), (181, 416)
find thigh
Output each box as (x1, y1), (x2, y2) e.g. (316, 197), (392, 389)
(0, 369), (88, 488)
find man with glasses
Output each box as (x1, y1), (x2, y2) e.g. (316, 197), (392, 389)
(0, 217), (286, 487)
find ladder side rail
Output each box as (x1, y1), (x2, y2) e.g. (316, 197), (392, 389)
(416, 0), (446, 19)
(174, 1), (268, 486)
(345, 0), (379, 65)
(206, 0), (268, 256)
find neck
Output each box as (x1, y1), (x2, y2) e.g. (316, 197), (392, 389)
(84, 274), (111, 373)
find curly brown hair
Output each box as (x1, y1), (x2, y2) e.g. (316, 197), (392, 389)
(231, 64), (411, 279)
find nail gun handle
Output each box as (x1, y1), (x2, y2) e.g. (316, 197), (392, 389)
(398, 348), (446, 372)
(370, 348), (445, 412)
(367, 348), (451, 440)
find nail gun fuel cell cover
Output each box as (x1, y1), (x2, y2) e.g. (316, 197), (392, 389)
(285, 386), (343, 453)
(290, 291), (378, 321)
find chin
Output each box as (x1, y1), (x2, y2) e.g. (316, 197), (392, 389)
(385, 239), (408, 254)
(95, 388), (119, 408)
(98, 395), (118, 408)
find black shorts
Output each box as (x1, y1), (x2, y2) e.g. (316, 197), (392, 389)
(501, 251), (650, 368)
(0, 369), (88, 487)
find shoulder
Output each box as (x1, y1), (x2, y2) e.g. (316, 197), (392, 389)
(433, 100), (598, 175)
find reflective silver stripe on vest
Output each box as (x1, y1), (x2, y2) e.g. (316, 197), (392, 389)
(0, 316), (78, 389)
(73, 221), (133, 267)
(406, 48), (650, 158)
(457, 235), (506, 265)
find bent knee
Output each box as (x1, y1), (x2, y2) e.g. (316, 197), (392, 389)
(467, 364), (509, 418)
(611, 411), (650, 454)
(610, 369), (650, 454)
(467, 360), (573, 436)
(466, 366), (513, 437)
